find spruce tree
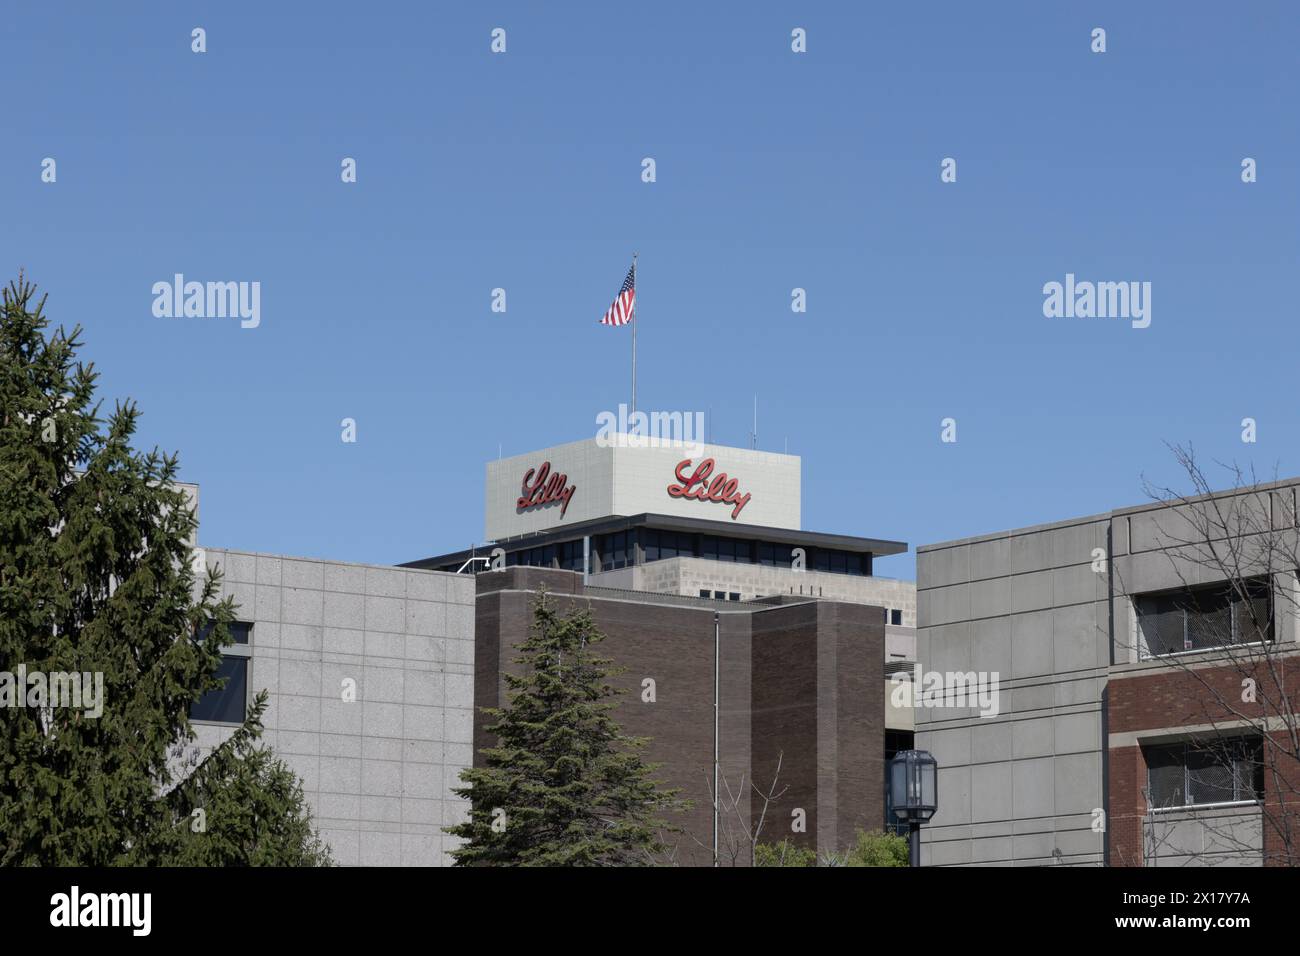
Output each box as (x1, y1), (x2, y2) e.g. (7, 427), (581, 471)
(446, 591), (683, 865)
(157, 692), (333, 865)
(0, 273), (330, 865)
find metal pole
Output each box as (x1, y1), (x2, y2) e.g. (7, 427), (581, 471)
(713, 609), (719, 868)
(626, 254), (631, 416)
(909, 822), (920, 867)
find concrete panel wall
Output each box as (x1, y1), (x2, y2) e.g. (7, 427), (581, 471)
(611, 442), (800, 531)
(922, 478), (1300, 867)
(916, 515), (1110, 866)
(1145, 805), (1263, 867)
(485, 438), (615, 539)
(189, 548), (476, 866)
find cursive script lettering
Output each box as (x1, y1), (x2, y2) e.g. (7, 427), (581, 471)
(516, 461), (575, 518)
(666, 458), (752, 520)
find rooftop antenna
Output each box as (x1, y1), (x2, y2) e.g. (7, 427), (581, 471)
(708, 406), (712, 445)
(750, 395), (757, 449)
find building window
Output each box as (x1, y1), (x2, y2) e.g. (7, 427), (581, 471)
(890, 609), (903, 626)
(701, 536), (742, 563)
(1145, 738), (1263, 809)
(196, 620), (251, 645)
(597, 530), (637, 571)
(557, 540), (586, 571)
(699, 589), (711, 598)
(1136, 579), (1271, 657)
(643, 529), (695, 562)
(191, 620), (253, 725)
(511, 545), (558, 568)
(729, 592), (741, 602)
(758, 542), (793, 567)
(713, 591), (725, 600)
(810, 548), (867, 576)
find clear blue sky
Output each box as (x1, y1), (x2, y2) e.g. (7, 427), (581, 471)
(3, 2), (1296, 578)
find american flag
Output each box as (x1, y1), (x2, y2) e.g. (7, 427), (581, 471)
(598, 264), (636, 326)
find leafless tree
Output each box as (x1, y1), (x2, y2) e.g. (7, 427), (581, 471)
(1113, 443), (1300, 865)
(686, 751), (791, 866)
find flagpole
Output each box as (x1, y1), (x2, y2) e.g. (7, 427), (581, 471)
(626, 254), (631, 416)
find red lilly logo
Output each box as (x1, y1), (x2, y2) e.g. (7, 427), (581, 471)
(516, 461), (575, 518)
(667, 458), (752, 520)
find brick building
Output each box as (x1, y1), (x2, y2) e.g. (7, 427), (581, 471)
(408, 436), (917, 864)
(191, 435), (916, 865)
(472, 567), (883, 864)
(917, 479), (1300, 867)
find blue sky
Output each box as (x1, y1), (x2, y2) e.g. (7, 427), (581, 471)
(2, 2), (1296, 578)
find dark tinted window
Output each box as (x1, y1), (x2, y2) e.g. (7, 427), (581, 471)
(665, 532), (695, 559)
(599, 531), (637, 570)
(758, 542), (794, 568)
(191, 656), (248, 724)
(643, 530), (660, 562)
(804, 548), (867, 576)
(196, 620), (252, 645)
(557, 540), (585, 571)
(514, 546), (555, 567)
(643, 529), (695, 562)
(702, 537), (745, 563)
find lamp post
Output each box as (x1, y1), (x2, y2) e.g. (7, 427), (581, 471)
(888, 749), (938, 867)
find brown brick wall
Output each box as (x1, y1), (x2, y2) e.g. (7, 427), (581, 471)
(473, 568), (885, 866)
(750, 602), (818, 857)
(828, 602), (884, 846)
(1262, 728), (1300, 866)
(1108, 744), (1146, 867)
(1109, 658), (1300, 735)
(1107, 655), (1300, 866)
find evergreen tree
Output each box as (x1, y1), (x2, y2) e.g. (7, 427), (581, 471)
(157, 692), (333, 865)
(0, 274), (330, 865)
(446, 591), (682, 865)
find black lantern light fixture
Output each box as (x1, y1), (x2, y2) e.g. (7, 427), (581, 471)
(888, 749), (938, 867)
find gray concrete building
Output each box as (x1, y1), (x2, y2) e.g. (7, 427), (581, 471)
(916, 479), (1300, 867)
(915, 516), (1110, 866)
(186, 433), (919, 866)
(187, 533), (476, 866)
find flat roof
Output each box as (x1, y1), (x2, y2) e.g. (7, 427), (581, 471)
(403, 511), (908, 570)
(916, 474), (1300, 553)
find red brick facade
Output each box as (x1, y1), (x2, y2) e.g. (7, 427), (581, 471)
(1107, 656), (1300, 866)
(1108, 744), (1147, 867)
